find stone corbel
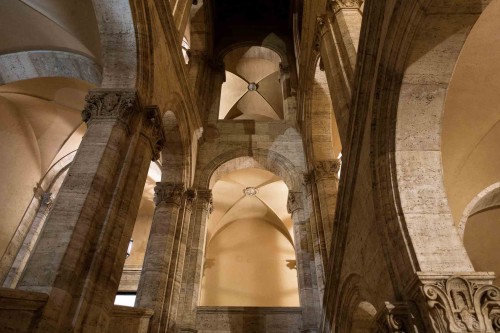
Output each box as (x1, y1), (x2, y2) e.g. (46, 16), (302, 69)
(371, 302), (419, 333)
(329, 0), (364, 13)
(81, 89), (140, 128)
(313, 159), (341, 181)
(409, 273), (500, 333)
(153, 182), (185, 206)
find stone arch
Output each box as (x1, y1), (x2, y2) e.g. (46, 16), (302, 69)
(304, 54), (341, 165)
(195, 148), (302, 192)
(162, 111), (187, 183)
(91, 0), (137, 89)
(217, 40), (289, 68)
(334, 274), (375, 333)
(459, 182), (500, 238)
(371, 0), (491, 277)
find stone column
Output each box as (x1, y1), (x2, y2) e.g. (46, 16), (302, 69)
(17, 90), (164, 333)
(288, 191), (320, 333)
(3, 193), (53, 288)
(178, 189), (213, 332)
(135, 182), (185, 333)
(164, 188), (197, 332)
(316, 0), (363, 144)
(303, 174), (326, 304)
(312, 159), (340, 258)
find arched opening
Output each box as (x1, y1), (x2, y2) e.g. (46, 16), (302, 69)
(0, 77), (91, 266)
(218, 46), (284, 121)
(200, 167), (300, 307)
(350, 301), (376, 333)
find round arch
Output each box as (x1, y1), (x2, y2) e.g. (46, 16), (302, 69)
(195, 148), (303, 192)
(371, 0), (491, 275)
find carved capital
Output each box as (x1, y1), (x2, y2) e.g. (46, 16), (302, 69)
(81, 89), (139, 125)
(371, 302), (419, 333)
(197, 189), (214, 214)
(154, 182), (185, 206)
(185, 188), (198, 210)
(142, 105), (165, 160)
(412, 274), (500, 332)
(329, 0), (363, 13)
(287, 191), (303, 214)
(314, 159), (341, 180)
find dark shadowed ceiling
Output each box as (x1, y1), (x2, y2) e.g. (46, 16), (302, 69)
(211, 0), (292, 56)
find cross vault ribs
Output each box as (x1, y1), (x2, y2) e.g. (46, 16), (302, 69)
(371, 274), (500, 333)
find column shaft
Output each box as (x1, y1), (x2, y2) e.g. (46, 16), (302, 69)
(178, 189), (212, 331)
(135, 182), (185, 333)
(17, 90), (164, 333)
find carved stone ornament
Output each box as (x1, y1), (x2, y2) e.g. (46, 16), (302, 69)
(197, 189), (214, 214)
(41, 192), (54, 214)
(314, 159), (341, 180)
(153, 182), (185, 206)
(419, 275), (500, 332)
(371, 302), (418, 333)
(330, 0), (363, 12)
(81, 89), (139, 124)
(142, 106), (165, 161)
(287, 191), (303, 214)
(185, 188), (198, 208)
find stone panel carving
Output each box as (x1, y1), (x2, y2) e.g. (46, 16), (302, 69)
(154, 182), (185, 206)
(417, 275), (500, 332)
(81, 89), (139, 124)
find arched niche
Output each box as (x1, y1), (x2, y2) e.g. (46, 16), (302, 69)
(200, 166), (299, 307)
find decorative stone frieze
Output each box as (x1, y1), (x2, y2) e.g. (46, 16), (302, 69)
(153, 182), (185, 206)
(81, 89), (139, 124)
(371, 302), (418, 333)
(287, 191), (303, 214)
(314, 159), (341, 180)
(329, 0), (364, 13)
(142, 105), (166, 160)
(412, 274), (500, 333)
